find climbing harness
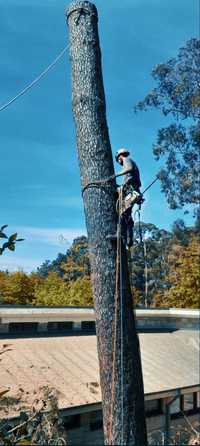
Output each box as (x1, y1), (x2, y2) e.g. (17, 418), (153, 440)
(116, 186), (143, 216)
(82, 175), (159, 199)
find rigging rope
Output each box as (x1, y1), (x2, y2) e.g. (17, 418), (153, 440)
(85, 177), (157, 443)
(119, 187), (124, 445)
(142, 176), (159, 194)
(82, 174), (159, 196)
(134, 208), (149, 307)
(108, 185), (125, 445)
(0, 46), (67, 112)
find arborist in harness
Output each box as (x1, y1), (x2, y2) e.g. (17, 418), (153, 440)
(108, 148), (144, 248)
(82, 147), (145, 247)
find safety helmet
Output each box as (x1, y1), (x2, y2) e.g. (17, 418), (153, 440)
(115, 148), (130, 162)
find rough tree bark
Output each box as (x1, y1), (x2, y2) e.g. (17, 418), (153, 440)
(66, 2), (147, 444)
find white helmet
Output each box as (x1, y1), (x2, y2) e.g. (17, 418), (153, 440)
(115, 148), (130, 162)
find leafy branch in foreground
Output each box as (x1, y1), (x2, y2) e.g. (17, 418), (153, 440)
(0, 225), (24, 255)
(0, 386), (67, 445)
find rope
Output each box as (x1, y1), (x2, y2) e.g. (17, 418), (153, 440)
(82, 174), (116, 195)
(119, 187), (124, 445)
(141, 176), (159, 195)
(82, 174), (159, 196)
(0, 46), (67, 113)
(105, 177), (158, 442)
(108, 185), (124, 445)
(134, 208), (149, 307)
(134, 208), (143, 244)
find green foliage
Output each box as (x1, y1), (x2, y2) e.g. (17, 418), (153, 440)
(33, 272), (69, 306)
(1, 272), (38, 305)
(60, 235), (90, 282)
(33, 272), (93, 307)
(37, 236), (90, 281)
(135, 38), (200, 213)
(130, 222), (172, 306)
(0, 225), (24, 255)
(36, 255), (67, 279)
(0, 221), (198, 308)
(67, 276), (93, 306)
(155, 236), (200, 308)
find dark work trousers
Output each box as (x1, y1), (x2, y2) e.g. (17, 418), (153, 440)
(121, 207), (134, 247)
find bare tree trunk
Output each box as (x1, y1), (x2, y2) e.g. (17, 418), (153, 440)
(66, 2), (147, 444)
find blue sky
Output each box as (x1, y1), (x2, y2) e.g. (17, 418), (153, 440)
(0, 0), (198, 272)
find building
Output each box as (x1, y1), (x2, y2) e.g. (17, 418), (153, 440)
(0, 306), (199, 444)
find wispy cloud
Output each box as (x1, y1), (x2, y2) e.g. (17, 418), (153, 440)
(0, 226), (87, 272)
(13, 226), (86, 247)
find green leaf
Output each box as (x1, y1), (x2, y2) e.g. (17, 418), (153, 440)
(16, 238), (25, 242)
(0, 232), (8, 239)
(8, 243), (15, 251)
(8, 233), (17, 242)
(0, 225), (8, 231)
(2, 242), (9, 250)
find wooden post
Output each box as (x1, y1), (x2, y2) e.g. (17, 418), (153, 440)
(66, 2), (147, 444)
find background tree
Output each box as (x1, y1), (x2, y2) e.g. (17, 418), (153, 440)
(33, 272), (69, 306)
(1, 271), (36, 305)
(1, 218), (198, 308)
(135, 38), (200, 213)
(37, 236), (90, 280)
(36, 254), (67, 278)
(155, 236), (200, 308)
(61, 236), (90, 282)
(67, 276), (93, 306)
(130, 222), (172, 306)
(0, 271), (9, 303)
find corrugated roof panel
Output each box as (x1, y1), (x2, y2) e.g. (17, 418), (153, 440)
(0, 330), (199, 418)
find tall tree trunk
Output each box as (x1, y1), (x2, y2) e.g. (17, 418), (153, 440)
(66, 2), (147, 444)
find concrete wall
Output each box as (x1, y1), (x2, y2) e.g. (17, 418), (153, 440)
(0, 307), (199, 335)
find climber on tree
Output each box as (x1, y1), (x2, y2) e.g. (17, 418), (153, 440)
(108, 148), (143, 248)
(115, 147), (141, 190)
(83, 147), (143, 247)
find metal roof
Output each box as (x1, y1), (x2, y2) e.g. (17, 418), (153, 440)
(0, 329), (199, 418)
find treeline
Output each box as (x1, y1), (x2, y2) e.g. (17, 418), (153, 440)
(0, 219), (199, 308)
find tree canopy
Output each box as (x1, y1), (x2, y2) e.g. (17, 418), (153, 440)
(155, 236), (200, 309)
(135, 38), (200, 213)
(0, 219), (198, 308)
